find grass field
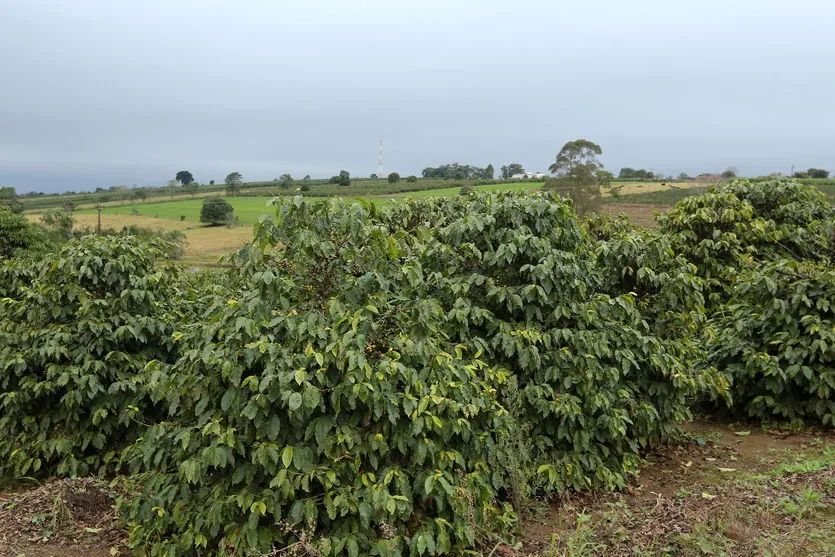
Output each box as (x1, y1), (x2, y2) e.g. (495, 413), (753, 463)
(58, 181), (681, 260)
(76, 182), (548, 225)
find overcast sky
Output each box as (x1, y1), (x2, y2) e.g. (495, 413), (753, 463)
(1, 0), (834, 193)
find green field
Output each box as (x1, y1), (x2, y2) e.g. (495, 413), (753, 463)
(78, 182), (545, 224)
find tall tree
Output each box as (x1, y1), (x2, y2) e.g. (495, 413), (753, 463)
(225, 172), (243, 195)
(175, 170), (193, 185)
(484, 164), (494, 179)
(544, 139), (608, 216)
(500, 163), (525, 179)
(807, 168), (830, 179)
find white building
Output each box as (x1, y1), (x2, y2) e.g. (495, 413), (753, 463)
(510, 172), (548, 179)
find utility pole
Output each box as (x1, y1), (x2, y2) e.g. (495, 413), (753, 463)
(96, 204), (103, 235)
(791, 164), (795, 178)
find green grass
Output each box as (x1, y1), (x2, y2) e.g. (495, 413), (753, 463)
(77, 197), (278, 225)
(78, 183), (545, 224)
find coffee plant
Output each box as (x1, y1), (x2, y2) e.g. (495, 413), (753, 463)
(708, 260), (835, 425)
(386, 193), (726, 492)
(121, 198), (517, 555)
(658, 179), (834, 300)
(0, 236), (180, 478)
(115, 194), (726, 555)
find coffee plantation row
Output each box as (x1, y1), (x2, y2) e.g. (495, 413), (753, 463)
(1, 179), (833, 555)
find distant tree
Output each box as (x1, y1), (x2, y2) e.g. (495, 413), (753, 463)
(279, 173), (294, 189)
(303, 175), (311, 180)
(370, 174), (378, 179)
(338, 170), (351, 187)
(596, 170), (614, 186)
(485, 164), (494, 179)
(422, 163), (491, 180)
(793, 171), (810, 178)
(131, 190), (147, 203)
(209, 180), (215, 185)
(807, 168), (830, 179)
(406, 175), (417, 183)
(184, 182), (200, 197)
(721, 168), (737, 179)
(0, 206), (51, 259)
(200, 197), (234, 226)
(678, 172), (690, 180)
(387, 172), (400, 184)
(500, 163), (525, 179)
(545, 139), (608, 217)
(619, 168), (655, 180)
(300, 184), (310, 192)
(175, 170), (194, 185)
(225, 172), (243, 195)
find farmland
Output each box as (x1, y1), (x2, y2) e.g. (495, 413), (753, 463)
(2, 178), (834, 555)
(52, 180), (702, 261)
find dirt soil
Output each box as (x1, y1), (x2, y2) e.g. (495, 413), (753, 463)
(513, 418), (835, 556)
(0, 478), (127, 557)
(599, 203), (669, 228)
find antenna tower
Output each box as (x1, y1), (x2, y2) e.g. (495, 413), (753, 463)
(377, 139), (384, 178)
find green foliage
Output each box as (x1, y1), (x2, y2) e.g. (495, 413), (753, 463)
(406, 175), (418, 183)
(113, 193), (721, 555)
(658, 179), (835, 296)
(0, 206), (52, 259)
(421, 164), (491, 180)
(387, 172), (401, 184)
(807, 168), (829, 179)
(545, 139), (609, 216)
(0, 236), (179, 479)
(39, 209), (75, 243)
(176, 170), (194, 185)
(279, 174), (294, 190)
(709, 260), (835, 425)
(618, 168), (654, 180)
(0, 186), (23, 213)
(661, 178), (835, 426)
(200, 197), (234, 226)
(500, 163), (525, 180)
(122, 197), (518, 554)
(225, 172), (243, 195)
(100, 225), (187, 259)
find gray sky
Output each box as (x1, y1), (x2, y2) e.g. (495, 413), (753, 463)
(1, 0), (834, 193)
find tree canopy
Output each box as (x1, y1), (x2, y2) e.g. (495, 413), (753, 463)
(175, 170), (193, 185)
(200, 197), (234, 226)
(545, 139), (610, 216)
(500, 163), (525, 179)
